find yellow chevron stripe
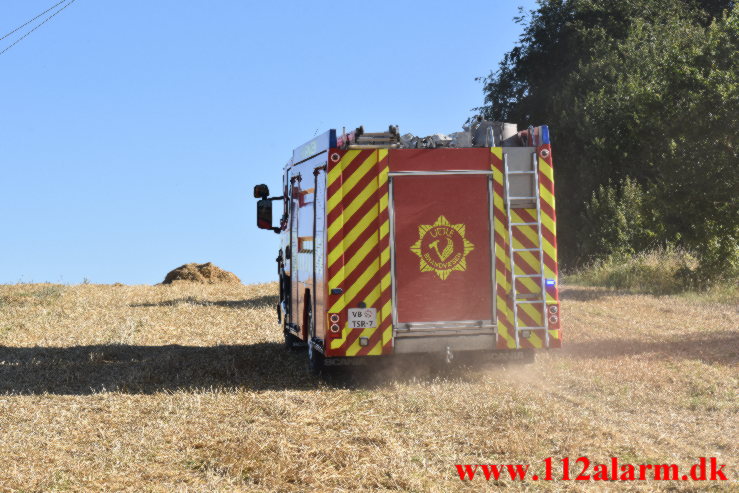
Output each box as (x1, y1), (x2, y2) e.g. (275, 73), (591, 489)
(328, 150), (361, 187)
(527, 331), (543, 348)
(380, 264), (391, 290)
(513, 250), (541, 275)
(516, 276), (542, 296)
(519, 302), (544, 326)
(327, 164), (388, 240)
(328, 233), (379, 288)
(538, 156), (554, 181)
(367, 340), (383, 356)
(328, 247), (390, 314)
(362, 277), (385, 309)
(327, 151), (378, 212)
(327, 191), (388, 267)
(327, 202), (380, 267)
(496, 270), (509, 292)
(381, 323), (393, 345)
(329, 261), (379, 314)
(380, 220), (389, 240)
(492, 148), (519, 349)
(330, 326), (350, 349)
(496, 270), (509, 293)
(381, 296), (391, 322)
(539, 184), (555, 213)
(346, 325), (376, 356)
(345, 284), (384, 356)
(498, 297), (516, 348)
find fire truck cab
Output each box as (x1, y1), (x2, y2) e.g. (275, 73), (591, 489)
(254, 121), (561, 371)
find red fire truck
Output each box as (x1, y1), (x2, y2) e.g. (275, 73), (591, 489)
(253, 121), (561, 371)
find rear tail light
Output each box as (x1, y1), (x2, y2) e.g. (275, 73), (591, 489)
(547, 304), (561, 329)
(328, 313), (342, 338)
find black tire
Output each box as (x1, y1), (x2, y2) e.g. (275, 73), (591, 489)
(284, 328), (302, 350)
(307, 340), (325, 375)
(304, 300), (325, 374)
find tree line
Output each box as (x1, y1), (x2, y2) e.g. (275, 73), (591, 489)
(479, 0), (737, 286)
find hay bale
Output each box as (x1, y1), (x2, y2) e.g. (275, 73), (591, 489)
(162, 263), (241, 285)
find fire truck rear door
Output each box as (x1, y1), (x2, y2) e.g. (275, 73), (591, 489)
(389, 170), (496, 331)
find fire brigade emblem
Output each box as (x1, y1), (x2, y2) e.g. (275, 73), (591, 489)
(410, 215), (474, 280)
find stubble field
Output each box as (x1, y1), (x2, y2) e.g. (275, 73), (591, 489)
(0, 282), (736, 491)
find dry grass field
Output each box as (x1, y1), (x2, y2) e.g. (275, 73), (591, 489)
(0, 282), (736, 491)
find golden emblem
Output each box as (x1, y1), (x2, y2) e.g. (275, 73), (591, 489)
(410, 215), (474, 280)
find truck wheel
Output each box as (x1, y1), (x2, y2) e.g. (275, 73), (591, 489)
(284, 328), (302, 350)
(307, 339), (324, 374)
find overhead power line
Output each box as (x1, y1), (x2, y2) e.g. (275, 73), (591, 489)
(0, 0), (77, 57)
(0, 0), (68, 42)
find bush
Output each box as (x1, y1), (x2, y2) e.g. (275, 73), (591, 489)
(580, 177), (655, 262)
(568, 248), (698, 295)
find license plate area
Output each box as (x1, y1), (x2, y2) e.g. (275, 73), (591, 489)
(347, 308), (377, 329)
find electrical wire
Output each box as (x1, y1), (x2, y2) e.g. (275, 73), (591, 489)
(0, 0), (69, 42)
(0, 0), (77, 57)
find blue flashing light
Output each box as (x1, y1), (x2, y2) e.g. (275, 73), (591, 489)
(540, 125), (550, 145)
(545, 278), (556, 287)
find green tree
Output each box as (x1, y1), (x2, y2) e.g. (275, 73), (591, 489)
(480, 0), (737, 284)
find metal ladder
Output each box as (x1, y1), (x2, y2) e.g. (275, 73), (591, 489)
(503, 152), (549, 348)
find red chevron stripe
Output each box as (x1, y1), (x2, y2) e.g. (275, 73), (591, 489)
(510, 223), (557, 272)
(382, 337), (393, 354)
(496, 307), (512, 328)
(517, 305), (544, 328)
(491, 153), (503, 171)
(327, 150), (373, 198)
(327, 215), (379, 278)
(513, 208), (557, 249)
(335, 252), (382, 297)
(334, 327), (363, 354)
(356, 315), (391, 356)
(334, 282), (389, 355)
(327, 188), (383, 253)
(511, 226), (538, 250)
(494, 207), (509, 229)
(549, 333), (562, 348)
(540, 197), (556, 222)
(327, 160), (380, 225)
(545, 256), (557, 275)
(514, 208), (536, 223)
(513, 252), (538, 274)
(538, 165), (554, 193)
(492, 178), (505, 199)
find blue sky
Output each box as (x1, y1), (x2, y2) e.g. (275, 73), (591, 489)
(0, 0), (536, 285)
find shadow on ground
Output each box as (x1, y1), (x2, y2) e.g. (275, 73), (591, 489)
(1, 330), (735, 395)
(129, 294), (278, 309)
(0, 342), (481, 395)
(564, 329), (739, 365)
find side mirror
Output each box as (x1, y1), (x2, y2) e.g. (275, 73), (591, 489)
(254, 184), (270, 199)
(257, 199), (273, 230)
